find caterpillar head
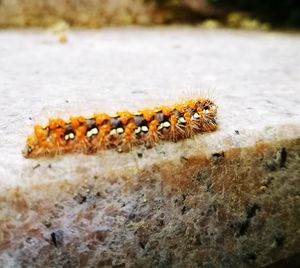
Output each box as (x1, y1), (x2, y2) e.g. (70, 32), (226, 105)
(22, 125), (49, 158)
(23, 135), (38, 158)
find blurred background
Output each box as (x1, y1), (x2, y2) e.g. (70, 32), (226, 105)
(0, 0), (299, 30)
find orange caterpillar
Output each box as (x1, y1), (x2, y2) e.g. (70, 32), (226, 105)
(23, 98), (217, 158)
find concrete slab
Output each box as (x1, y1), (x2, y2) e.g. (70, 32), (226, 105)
(0, 27), (299, 267)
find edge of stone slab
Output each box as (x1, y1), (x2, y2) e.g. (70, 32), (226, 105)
(2, 122), (298, 190)
(0, 122), (300, 267)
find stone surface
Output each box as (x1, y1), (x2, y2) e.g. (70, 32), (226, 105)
(0, 28), (300, 267)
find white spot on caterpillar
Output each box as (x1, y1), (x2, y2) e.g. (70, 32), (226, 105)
(87, 128), (98, 138)
(141, 126), (149, 132)
(109, 129), (118, 136)
(117, 127), (124, 134)
(65, 132), (75, 140)
(178, 117), (186, 124)
(192, 113), (200, 120)
(134, 127), (141, 134)
(163, 121), (171, 128)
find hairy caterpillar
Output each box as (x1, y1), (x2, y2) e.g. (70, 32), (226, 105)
(23, 98), (217, 158)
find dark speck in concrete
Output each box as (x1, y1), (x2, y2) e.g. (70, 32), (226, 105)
(274, 234), (285, 248)
(246, 203), (260, 219)
(74, 193), (87, 204)
(180, 155), (189, 162)
(212, 152), (225, 158)
(43, 220), (52, 228)
(244, 252), (257, 263)
(139, 241), (146, 249)
(265, 148), (288, 171)
(33, 164), (40, 170)
(279, 148), (287, 168)
(51, 230), (64, 248)
(235, 221), (248, 236)
(94, 230), (107, 242)
(230, 204), (260, 236)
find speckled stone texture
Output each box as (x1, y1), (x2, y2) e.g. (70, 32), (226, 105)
(0, 28), (300, 267)
(1, 137), (300, 267)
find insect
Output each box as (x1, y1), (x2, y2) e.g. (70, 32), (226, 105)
(23, 98), (217, 158)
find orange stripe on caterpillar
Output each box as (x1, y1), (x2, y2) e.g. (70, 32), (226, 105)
(23, 98), (217, 158)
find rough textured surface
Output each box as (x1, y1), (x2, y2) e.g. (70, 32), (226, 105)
(0, 28), (300, 267)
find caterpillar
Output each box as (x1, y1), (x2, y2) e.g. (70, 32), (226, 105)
(23, 98), (217, 158)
